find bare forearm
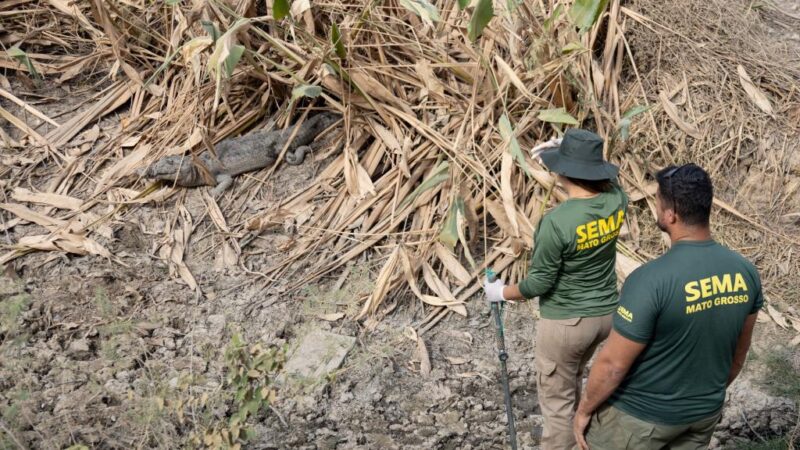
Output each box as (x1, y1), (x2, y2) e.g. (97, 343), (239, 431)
(502, 284), (525, 301)
(577, 359), (628, 415)
(727, 313), (758, 387)
(727, 360), (745, 387)
(573, 331), (644, 449)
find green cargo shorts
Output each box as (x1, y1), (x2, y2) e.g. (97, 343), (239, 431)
(584, 403), (722, 450)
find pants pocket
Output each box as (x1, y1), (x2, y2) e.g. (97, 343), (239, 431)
(586, 405), (634, 450)
(536, 355), (557, 382)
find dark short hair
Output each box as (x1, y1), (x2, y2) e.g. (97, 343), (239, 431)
(655, 164), (713, 226)
(565, 176), (613, 194)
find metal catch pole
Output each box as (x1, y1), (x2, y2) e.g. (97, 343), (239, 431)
(487, 269), (518, 450)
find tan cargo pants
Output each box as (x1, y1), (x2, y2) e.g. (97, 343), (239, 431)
(534, 314), (613, 450)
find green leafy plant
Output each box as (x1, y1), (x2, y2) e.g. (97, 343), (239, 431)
(538, 107), (579, 125)
(439, 196), (465, 250)
(194, 334), (284, 449)
(734, 437), (792, 450)
(291, 84), (323, 102)
(569, 0), (610, 32)
(273, 0), (290, 20)
(543, 4), (564, 31)
(7, 45), (40, 80)
(499, 113), (532, 177)
(400, 0), (441, 26)
(201, 21), (220, 43)
(0, 292), (31, 342)
(759, 349), (800, 401)
(468, 0), (494, 41)
(331, 23), (347, 59)
(618, 105), (650, 141)
(399, 160), (450, 209)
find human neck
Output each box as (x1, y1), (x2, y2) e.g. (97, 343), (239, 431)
(669, 224), (712, 244)
(565, 183), (598, 199)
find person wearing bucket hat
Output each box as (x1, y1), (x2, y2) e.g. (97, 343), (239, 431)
(539, 129), (620, 181)
(484, 128), (629, 450)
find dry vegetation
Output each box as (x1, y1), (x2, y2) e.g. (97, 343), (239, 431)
(1, 0), (800, 447)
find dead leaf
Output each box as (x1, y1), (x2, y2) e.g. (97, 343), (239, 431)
(370, 120), (401, 152)
(767, 304), (790, 329)
(500, 152), (520, 237)
(737, 65), (775, 116)
(421, 262), (467, 316)
(290, 0), (312, 16)
(159, 207), (198, 291)
(94, 145), (150, 195)
(403, 326), (418, 342)
(0, 202), (65, 231)
(0, 231), (113, 265)
(494, 55), (533, 99)
(787, 316), (800, 333)
(214, 241), (238, 269)
(343, 146), (376, 200)
(357, 245), (401, 319)
(433, 243), (472, 286)
(121, 135), (142, 148)
(47, 0), (102, 35)
(12, 188), (83, 211)
(414, 61), (445, 97)
(1, 155), (35, 166)
(417, 338), (431, 377)
(246, 207), (299, 231)
(659, 91), (701, 139)
(350, 68), (414, 116)
(445, 356), (469, 365)
(456, 372), (492, 382)
(398, 246), (464, 310)
(66, 212), (113, 238)
(485, 199), (517, 238)
(202, 192), (230, 233)
(628, 182), (658, 202)
(317, 312), (346, 322)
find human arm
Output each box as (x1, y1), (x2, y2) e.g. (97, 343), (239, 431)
(573, 331), (646, 450)
(727, 268), (763, 386)
(483, 216), (563, 302)
(500, 283), (524, 301)
(573, 268), (656, 449)
(484, 278), (525, 302)
(515, 216), (564, 299)
(727, 312), (757, 386)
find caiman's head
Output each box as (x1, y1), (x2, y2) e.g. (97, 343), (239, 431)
(317, 112), (342, 130)
(139, 155), (198, 184)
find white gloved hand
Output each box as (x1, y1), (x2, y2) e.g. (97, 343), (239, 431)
(531, 137), (563, 158)
(484, 278), (507, 303)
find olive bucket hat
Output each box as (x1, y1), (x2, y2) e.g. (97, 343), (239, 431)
(539, 128), (619, 180)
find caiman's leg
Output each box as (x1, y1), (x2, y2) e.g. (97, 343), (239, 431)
(211, 173), (233, 197)
(285, 145), (311, 165)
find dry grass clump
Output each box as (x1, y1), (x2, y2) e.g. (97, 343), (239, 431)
(0, 0), (798, 327)
(616, 0), (800, 303)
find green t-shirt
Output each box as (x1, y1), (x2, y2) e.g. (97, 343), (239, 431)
(518, 184), (628, 319)
(609, 240), (764, 425)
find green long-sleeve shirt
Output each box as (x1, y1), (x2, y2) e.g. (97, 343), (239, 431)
(518, 184), (628, 319)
